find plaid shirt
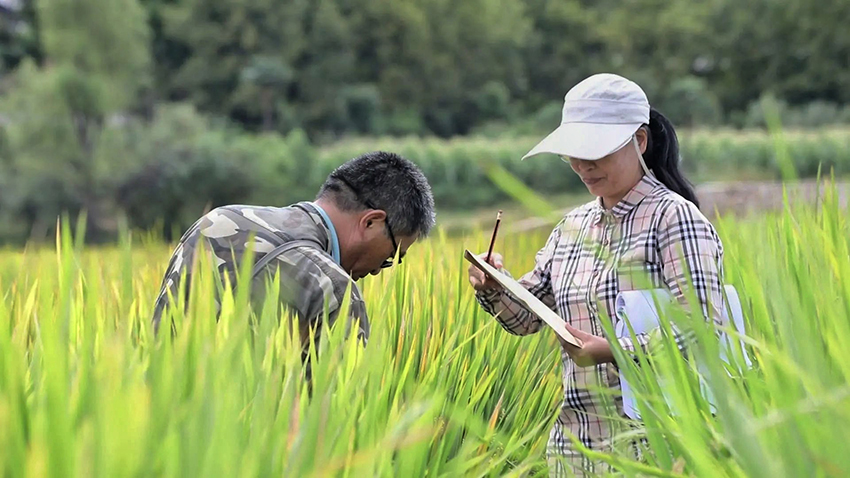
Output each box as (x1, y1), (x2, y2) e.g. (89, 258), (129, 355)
(475, 174), (724, 476)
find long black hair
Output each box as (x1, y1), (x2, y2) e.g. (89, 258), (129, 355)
(643, 108), (700, 208)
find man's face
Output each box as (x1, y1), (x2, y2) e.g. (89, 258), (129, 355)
(349, 210), (418, 281)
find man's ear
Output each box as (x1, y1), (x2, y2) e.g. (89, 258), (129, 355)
(359, 209), (387, 230)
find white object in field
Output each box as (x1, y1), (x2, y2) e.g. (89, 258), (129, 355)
(615, 285), (753, 419)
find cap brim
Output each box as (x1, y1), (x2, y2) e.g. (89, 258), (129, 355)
(522, 122), (641, 161)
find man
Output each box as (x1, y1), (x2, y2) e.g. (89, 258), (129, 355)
(151, 151), (436, 352)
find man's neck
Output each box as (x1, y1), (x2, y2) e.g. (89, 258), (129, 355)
(314, 198), (355, 270)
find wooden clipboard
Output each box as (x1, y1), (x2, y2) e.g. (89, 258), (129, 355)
(464, 250), (582, 348)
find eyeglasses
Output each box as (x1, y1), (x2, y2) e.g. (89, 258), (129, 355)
(333, 175), (401, 268)
(560, 133), (640, 164)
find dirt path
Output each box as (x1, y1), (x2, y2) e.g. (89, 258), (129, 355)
(697, 179), (850, 218)
(495, 179), (850, 234)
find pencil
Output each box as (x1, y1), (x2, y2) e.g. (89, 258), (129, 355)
(485, 210), (502, 264)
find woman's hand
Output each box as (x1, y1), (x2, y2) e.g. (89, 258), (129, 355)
(468, 252), (505, 291)
(558, 324), (615, 367)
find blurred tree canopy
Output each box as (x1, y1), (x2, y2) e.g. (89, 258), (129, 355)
(1, 0), (848, 139)
(0, 0), (847, 243)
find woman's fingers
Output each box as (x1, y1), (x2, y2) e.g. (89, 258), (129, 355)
(468, 252), (505, 291)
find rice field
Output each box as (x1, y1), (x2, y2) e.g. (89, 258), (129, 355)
(0, 180), (849, 477)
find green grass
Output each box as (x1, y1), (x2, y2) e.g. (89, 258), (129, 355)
(0, 178), (848, 477)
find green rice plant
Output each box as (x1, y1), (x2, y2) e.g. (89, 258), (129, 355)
(0, 216), (566, 477)
(0, 171), (849, 476)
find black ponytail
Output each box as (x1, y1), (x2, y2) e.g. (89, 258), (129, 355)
(643, 109), (700, 208)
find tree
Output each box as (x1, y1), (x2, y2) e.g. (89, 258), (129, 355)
(162, 0), (311, 131)
(706, 0), (850, 111)
(239, 55), (293, 131)
(0, 0), (151, 241)
(0, 0), (42, 75)
(521, 0), (607, 110)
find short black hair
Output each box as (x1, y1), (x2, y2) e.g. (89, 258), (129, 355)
(317, 151), (436, 238)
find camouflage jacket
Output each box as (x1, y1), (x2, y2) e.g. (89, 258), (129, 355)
(151, 202), (369, 347)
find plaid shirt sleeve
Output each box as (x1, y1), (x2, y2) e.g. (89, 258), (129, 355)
(618, 200), (725, 356)
(474, 220), (563, 336)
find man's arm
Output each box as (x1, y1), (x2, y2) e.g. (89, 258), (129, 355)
(252, 246), (369, 347)
(151, 219), (206, 334)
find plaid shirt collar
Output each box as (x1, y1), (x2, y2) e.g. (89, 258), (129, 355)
(592, 174), (663, 224)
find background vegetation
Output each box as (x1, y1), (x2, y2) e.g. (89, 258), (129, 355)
(0, 0), (848, 243)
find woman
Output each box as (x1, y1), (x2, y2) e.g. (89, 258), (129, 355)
(468, 73), (725, 476)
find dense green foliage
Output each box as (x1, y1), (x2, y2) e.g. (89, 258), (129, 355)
(2, 97), (849, 243)
(0, 0), (848, 244)
(1, 0), (849, 138)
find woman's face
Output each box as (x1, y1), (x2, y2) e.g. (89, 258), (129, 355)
(564, 128), (648, 207)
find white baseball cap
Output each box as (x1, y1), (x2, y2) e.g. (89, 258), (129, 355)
(522, 73), (650, 161)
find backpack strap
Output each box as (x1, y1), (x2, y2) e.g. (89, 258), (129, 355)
(251, 240), (318, 279)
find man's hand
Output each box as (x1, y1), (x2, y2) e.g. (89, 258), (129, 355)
(468, 252), (505, 291)
(558, 323), (615, 367)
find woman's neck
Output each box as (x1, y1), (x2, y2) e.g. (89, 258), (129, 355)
(601, 173), (645, 210)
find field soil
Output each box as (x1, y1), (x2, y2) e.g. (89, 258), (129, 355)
(463, 179), (850, 235)
(697, 179), (850, 218)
